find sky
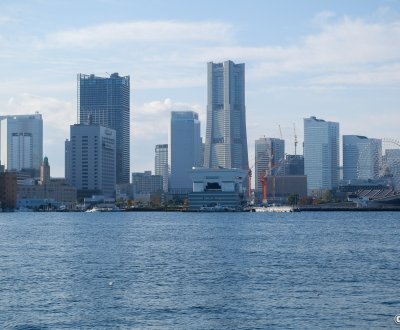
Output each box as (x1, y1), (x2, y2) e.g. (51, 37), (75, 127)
(1, 0), (400, 177)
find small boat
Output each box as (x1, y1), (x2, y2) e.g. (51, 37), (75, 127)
(252, 205), (299, 213)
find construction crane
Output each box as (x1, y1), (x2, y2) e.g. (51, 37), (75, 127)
(293, 123), (298, 156)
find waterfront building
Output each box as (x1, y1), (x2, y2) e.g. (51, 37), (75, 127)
(0, 114), (43, 173)
(77, 73), (130, 184)
(263, 175), (307, 204)
(18, 157), (76, 206)
(188, 167), (247, 210)
(204, 60), (249, 171)
(169, 111), (202, 194)
(66, 123), (116, 199)
(0, 171), (17, 210)
(304, 116), (339, 194)
(254, 137), (285, 192)
(131, 171), (163, 200)
(343, 135), (381, 182)
(155, 144), (169, 192)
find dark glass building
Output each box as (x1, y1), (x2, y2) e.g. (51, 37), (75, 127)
(77, 73), (130, 184)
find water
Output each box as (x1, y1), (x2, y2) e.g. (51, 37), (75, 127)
(1, 211), (400, 329)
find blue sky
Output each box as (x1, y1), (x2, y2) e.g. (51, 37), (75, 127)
(1, 0), (400, 176)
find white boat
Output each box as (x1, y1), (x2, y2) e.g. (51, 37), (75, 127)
(253, 205), (298, 213)
(85, 206), (121, 212)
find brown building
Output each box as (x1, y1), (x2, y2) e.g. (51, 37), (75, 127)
(0, 172), (17, 210)
(17, 157), (77, 209)
(255, 175), (307, 204)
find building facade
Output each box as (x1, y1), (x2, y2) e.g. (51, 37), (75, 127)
(169, 111), (202, 194)
(131, 171), (163, 195)
(285, 155), (304, 176)
(0, 171), (17, 210)
(18, 156), (77, 209)
(304, 116), (339, 194)
(254, 137), (285, 192)
(343, 135), (381, 182)
(188, 168), (247, 210)
(155, 144), (169, 192)
(66, 124), (116, 198)
(0, 114), (43, 173)
(77, 73), (130, 184)
(204, 61), (249, 171)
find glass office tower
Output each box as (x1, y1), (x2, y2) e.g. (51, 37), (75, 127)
(204, 61), (249, 171)
(155, 144), (169, 192)
(304, 116), (339, 194)
(77, 73), (130, 184)
(169, 111), (202, 193)
(343, 135), (381, 181)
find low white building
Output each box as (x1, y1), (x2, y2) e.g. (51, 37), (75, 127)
(188, 167), (247, 211)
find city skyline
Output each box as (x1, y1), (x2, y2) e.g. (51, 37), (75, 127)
(0, 1), (399, 176)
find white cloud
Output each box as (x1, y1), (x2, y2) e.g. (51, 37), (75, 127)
(40, 21), (233, 49)
(0, 16), (13, 25)
(240, 15), (400, 85)
(4, 93), (75, 133)
(310, 63), (400, 86)
(132, 98), (205, 141)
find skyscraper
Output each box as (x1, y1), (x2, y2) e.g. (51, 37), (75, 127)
(155, 144), (169, 192)
(66, 123), (116, 198)
(254, 137), (285, 191)
(169, 111), (202, 193)
(77, 73), (130, 184)
(204, 60), (249, 170)
(304, 116), (339, 194)
(343, 135), (381, 182)
(0, 114), (43, 172)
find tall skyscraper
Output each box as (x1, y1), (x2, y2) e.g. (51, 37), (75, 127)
(155, 144), (169, 192)
(254, 137), (285, 191)
(304, 116), (339, 194)
(66, 123), (116, 198)
(0, 114), (43, 172)
(77, 72), (130, 184)
(204, 60), (249, 170)
(343, 135), (381, 182)
(169, 111), (202, 193)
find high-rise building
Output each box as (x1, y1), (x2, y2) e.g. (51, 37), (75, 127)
(155, 144), (168, 192)
(254, 137), (285, 191)
(0, 114), (43, 172)
(169, 111), (202, 193)
(304, 116), (339, 194)
(77, 73), (130, 184)
(204, 60), (249, 170)
(284, 155), (304, 176)
(66, 123), (116, 198)
(343, 135), (381, 182)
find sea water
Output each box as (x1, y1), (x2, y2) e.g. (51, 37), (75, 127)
(1, 211), (400, 329)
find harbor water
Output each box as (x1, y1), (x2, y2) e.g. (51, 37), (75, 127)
(1, 211), (400, 329)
